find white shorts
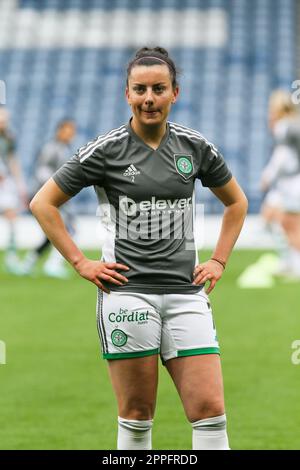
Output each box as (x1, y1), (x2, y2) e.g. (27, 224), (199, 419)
(96, 290), (220, 362)
(264, 179), (300, 214)
(263, 189), (282, 209)
(0, 176), (19, 212)
(277, 177), (300, 213)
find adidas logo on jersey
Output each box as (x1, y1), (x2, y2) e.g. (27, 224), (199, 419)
(123, 164), (140, 182)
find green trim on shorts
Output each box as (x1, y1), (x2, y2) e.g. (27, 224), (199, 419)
(103, 348), (160, 360)
(177, 347), (220, 357)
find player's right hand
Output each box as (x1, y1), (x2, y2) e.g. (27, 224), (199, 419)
(74, 259), (130, 293)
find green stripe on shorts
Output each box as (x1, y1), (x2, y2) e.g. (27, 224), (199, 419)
(177, 347), (220, 357)
(103, 348), (160, 360)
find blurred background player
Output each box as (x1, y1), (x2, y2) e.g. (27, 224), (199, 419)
(0, 106), (27, 274)
(260, 90), (300, 280)
(22, 119), (77, 278)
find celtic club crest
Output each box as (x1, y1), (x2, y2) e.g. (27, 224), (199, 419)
(174, 154), (194, 179)
(111, 329), (128, 347)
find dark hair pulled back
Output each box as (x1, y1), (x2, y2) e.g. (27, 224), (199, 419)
(127, 46), (178, 89)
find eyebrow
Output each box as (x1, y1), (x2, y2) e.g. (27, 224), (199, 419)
(132, 82), (167, 86)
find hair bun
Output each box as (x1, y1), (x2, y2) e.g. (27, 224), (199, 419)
(153, 47), (168, 57)
(135, 46), (169, 59)
(135, 47), (151, 58)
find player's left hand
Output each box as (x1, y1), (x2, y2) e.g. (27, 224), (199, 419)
(192, 260), (224, 294)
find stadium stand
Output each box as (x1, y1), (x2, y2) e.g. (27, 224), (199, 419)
(0, 0), (297, 212)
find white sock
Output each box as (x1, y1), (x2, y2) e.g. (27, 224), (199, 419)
(265, 222), (289, 267)
(117, 416), (153, 450)
(23, 251), (38, 270)
(192, 414), (230, 450)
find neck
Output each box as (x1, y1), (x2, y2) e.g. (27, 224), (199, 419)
(131, 118), (167, 150)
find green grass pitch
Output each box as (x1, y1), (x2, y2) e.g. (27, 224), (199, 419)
(0, 250), (300, 450)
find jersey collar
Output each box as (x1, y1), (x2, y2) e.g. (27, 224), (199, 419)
(126, 118), (170, 151)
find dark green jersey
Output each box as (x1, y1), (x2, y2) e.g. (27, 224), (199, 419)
(53, 120), (232, 294)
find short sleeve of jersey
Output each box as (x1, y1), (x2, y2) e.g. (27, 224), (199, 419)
(273, 119), (291, 145)
(38, 142), (58, 166)
(274, 118), (300, 150)
(53, 145), (105, 196)
(196, 140), (232, 187)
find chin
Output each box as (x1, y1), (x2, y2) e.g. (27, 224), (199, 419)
(141, 115), (163, 126)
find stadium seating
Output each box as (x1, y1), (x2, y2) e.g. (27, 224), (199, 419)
(0, 0), (296, 212)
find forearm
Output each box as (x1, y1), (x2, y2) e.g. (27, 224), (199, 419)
(30, 200), (85, 269)
(261, 146), (289, 189)
(211, 199), (248, 264)
(30, 191), (129, 293)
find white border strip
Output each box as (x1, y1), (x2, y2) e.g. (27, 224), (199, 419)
(0, 8), (227, 48)
(0, 214), (278, 250)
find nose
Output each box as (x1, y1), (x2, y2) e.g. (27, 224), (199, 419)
(144, 87), (154, 105)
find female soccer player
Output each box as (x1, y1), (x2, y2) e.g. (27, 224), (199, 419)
(0, 106), (27, 274)
(30, 47), (248, 450)
(261, 90), (300, 278)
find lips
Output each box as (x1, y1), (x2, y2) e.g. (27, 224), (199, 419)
(143, 110), (158, 115)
